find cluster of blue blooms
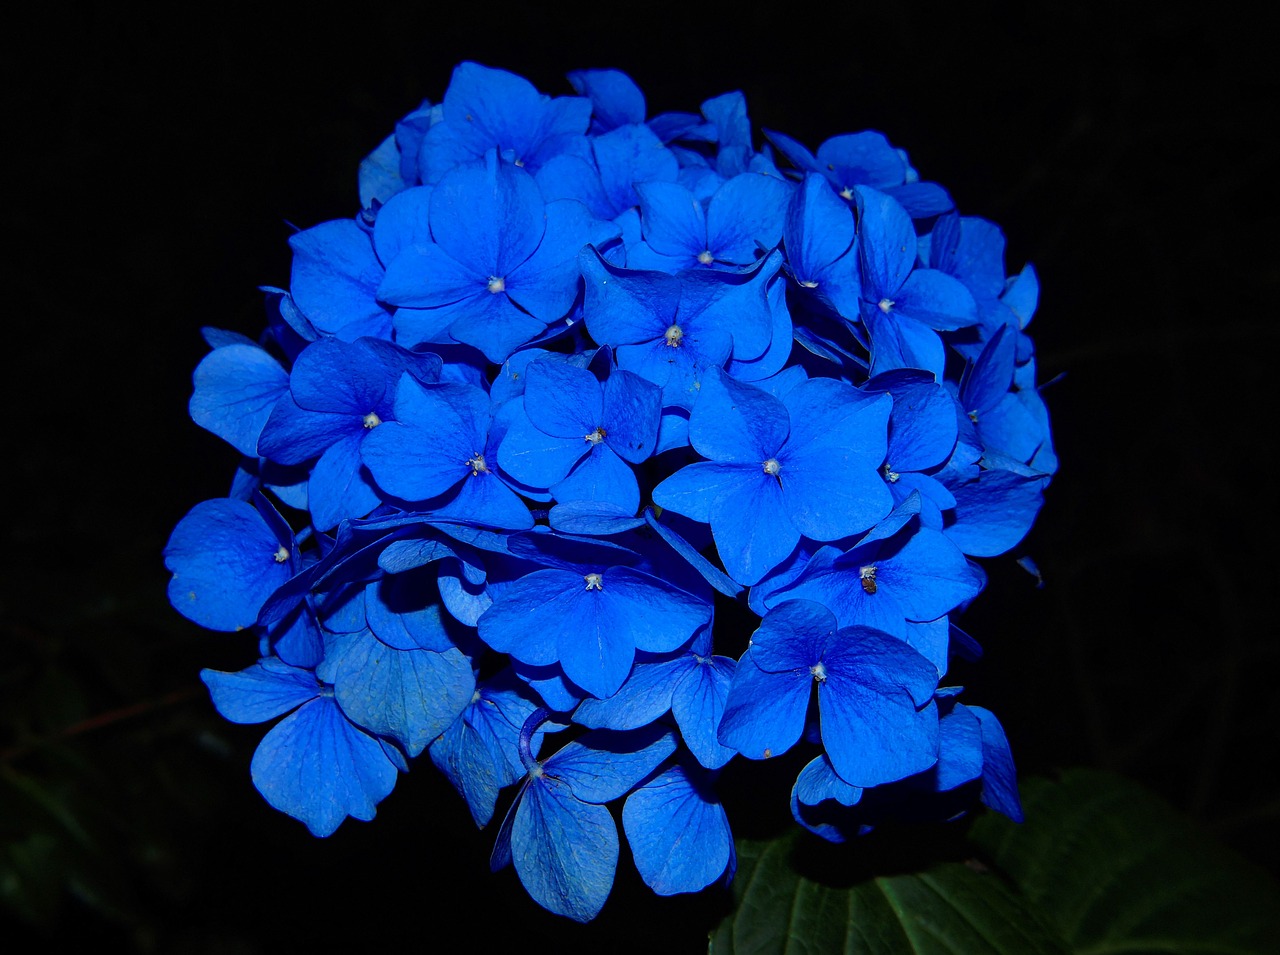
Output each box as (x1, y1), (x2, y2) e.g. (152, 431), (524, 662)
(165, 63), (1054, 921)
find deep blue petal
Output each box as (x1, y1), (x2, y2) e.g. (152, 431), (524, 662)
(251, 695), (399, 837)
(623, 764), (732, 895)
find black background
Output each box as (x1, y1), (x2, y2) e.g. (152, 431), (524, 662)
(5, 2), (1278, 951)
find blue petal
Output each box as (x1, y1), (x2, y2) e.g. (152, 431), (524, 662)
(365, 574), (458, 651)
(778, 379), (893, 541)
(567, 68), (646, 131)
(330, 631), (475, 757)
(784, 173), (855, 285)
(573, 654), (688, 730)
(497, 397), (589, 489)
(164, 498), (293, 631)
(552, 444), (640, 514)
(689, 367), (788, 462)
(513, 783), (618, 922)
(710, 472), (800, 586)
(429, 150), (544, 277)
(543, 726), (677, 803)
(623, 764), (732, 895)
(749, 599), (835, 672)
(250, 695), (399, 837)
(580, 248), (680, 346)
(602, 369), (661, 464)
(672, 657), (738, 769)
(308, 431), (380, 530)
(506, 198), (601, 321)
(477, 569), (585, 666)
(718, 650), (810, 760)
(969, 705), (1023, 821)
(288, 220), (390, 340)
(636, 180), (706, 259)
(794, 754), (862, 807)
(854, 186), (916, 299)
(523, 359), (603, 437)
(819, 627), (940, 787)
(944, 469), (1047, 557)
(594, 124), (679, 213)
(378, 241), (483, 308)
(606, 567), (711, 654)
(201, 659), (319, 724)
(190, 344), (289, 457)
(430, 712), (502, 827)
(372, 184), (433, 266)
(706, 173), (790, 265)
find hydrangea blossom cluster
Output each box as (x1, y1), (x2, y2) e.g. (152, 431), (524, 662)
(165, 62), (1054, 921)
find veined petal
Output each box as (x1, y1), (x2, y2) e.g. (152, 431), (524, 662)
(251, 696), (399, 837)
(429, 150), (545, 276)
(710, 475), (799, 587)
(201, 659), (319, 724)
(718, 650), (809, 760)
(378, 241), (484, 308)
(636, 180), (706, 259)
(623, 765), (732, 895)
(689, 367), (788, 462)
(512, 785), (618, 923)
(331, 633), (475, 757)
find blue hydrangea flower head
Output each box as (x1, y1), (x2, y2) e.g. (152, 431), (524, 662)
(167, 61), (1054, 922)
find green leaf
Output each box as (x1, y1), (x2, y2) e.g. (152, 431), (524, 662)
(709, 830), (1068, 955)
(969, 768), (1280, 955)
(710, 770), (1280, 954)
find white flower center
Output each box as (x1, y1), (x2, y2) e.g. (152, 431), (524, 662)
(584, 573), (604, 591)
(878, 298), (894, 313)
(664, 324), (683, 347)
(697, 250), (714, 265)
(273, 545), (290, 563)
(362, 412), (382, 429)
(584, 427), (607, 445)
(487, 275), (506, 294)
(799, 279), (819, 288)
(466, 452), (488, 475)
(839, 187), (854, 200)
(762, 458), (782, 477)
(881, 463), (900, 483)
(810, 662), (827, 682)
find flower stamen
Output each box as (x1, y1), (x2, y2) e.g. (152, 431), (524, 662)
(584, 573), (604, 591)
(859, 565), (878, 595)
(487, 275), (506, 294)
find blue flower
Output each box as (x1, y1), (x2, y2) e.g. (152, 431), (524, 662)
(653, 368), (892, 585)
(416, 62), (591, 184)
(497, 359), (661, 513)
(491, 717), (675, 921)
(476, 538), (711, 699)
(202, 658), (401, 837)
(719, 599), (939, 787)
(379, 151), (610, 361)
(164, 495), (297, 631)
(360, 374), (534, 530)
(579, 248), (782, 409)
